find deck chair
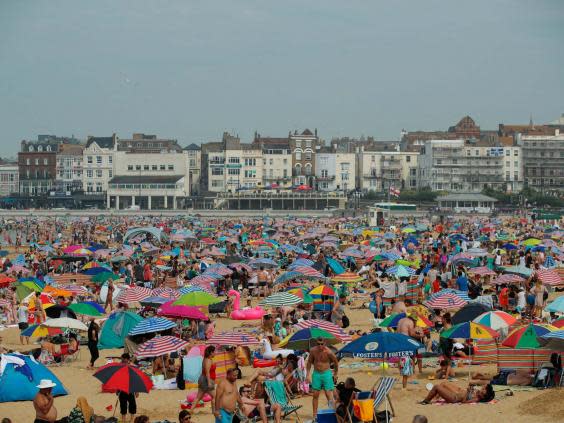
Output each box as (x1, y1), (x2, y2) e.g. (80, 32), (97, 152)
(372, 377), (396, 418)
(264, 380), (302, 423)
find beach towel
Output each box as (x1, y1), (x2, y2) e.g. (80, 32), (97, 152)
(212, 350), (236, 380)
(183, 346), (204, 383)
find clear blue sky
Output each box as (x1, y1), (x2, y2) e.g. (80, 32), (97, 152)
(1, 0), (563, 155)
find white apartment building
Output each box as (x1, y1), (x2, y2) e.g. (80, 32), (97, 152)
(262, 146), (292, 188)
(184, 144), (201, 195)
(501, 145), (523, 192)
(56, 143), (83, 193)
(0, 163), (19, 197)
(519, 132), (564, 192)
(360, 150), (418, 193)
(315, 151), (356, 192)
(83, 136), (116, 195)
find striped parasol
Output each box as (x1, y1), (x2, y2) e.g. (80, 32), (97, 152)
(292, 266), (325, 279)
(151, 287), (180, 300)
(206, 332), (260, 346)
(385, 264), (416, 278)
(260, 292), (303, 307)
(129, 317), (176, 336)
(115, 286), (152, 303)
(135, 336), (189, 358)
(491, 273), (526, 285)
(467, 266), (497, 277)
(294, 319), (352, 343)
(205, 264), (233, 276)
(473, 311), (517, 331)
(535, 269), (562, 286)
(330, 271), (364, 284)
(502, 323), (556, 349)
(288, 258), (315, 269)
(228, 263), (253, 274)
(179, 285), (212, 294)
(59, 284), (89, 296)
(190, 274), (218, 285)
(425, 292), (468, 309)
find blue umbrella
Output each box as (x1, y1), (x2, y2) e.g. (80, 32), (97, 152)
(178, 286), (208, 294)
(289, 258), (315, 269)
(538, 330), (564, 350)
(83, 267), (112, 276)
(128, 317), (176, 336)
(248, 258), (278, 268)
(81, 301), (105, 313)
(385, 265), (415, 278)
(337, 332), (423, 359)
(502, 243), (519, 251)
(275, 271), (308, 284)
(545, 296), (564, 313)
(0, 250), (8, 257)
(139, 296), (170, 307)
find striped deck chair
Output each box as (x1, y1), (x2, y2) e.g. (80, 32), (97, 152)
(372, 376), (396, 417)
(264, 380), (302, 423)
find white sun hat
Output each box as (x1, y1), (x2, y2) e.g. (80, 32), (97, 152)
(36, 379), (57, 389)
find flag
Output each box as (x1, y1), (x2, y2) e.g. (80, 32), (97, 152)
(389, 186), (400, 197)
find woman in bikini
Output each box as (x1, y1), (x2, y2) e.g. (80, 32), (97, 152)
(419, 381), (495, 404)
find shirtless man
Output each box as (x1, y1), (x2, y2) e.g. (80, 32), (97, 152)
(307, 337), (339, 420)
(33, 379), (58, 423)
(397, 313), (423, 374)
(214, 368), (244, 423)
(239, 386), (282, 423)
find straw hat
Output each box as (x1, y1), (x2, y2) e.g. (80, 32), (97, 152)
(36, 379), (57, 389)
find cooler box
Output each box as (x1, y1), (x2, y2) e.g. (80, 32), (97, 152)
(317, 409), (337, 423)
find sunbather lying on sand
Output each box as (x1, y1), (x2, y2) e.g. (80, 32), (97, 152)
(419, 381), (495, 404)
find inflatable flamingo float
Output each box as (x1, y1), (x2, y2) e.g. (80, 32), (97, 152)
(260, 338), (294, 359)
(227, 289), (266, 320)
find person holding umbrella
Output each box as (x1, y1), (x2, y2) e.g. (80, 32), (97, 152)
(118, 353), (138, 423)
(306, 336), (339, 420)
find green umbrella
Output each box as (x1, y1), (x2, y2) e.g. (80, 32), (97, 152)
(280, 327), (339, 350)
(19, 281), (43, 293)
(15, 284), (34, 301)
(91, 272), (119, 283)
(173, 291), (221, 306)
(68, 303), (103, 317)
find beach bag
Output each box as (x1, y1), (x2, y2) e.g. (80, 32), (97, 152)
(352, 398), (374, 422)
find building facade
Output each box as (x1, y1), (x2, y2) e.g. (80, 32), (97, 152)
(18, 137), (61, 196)
(82, 135), (116, 196)
(520, 131), (564, 192)
(290, 129), (319, 186)
(0, 162), (19, 197)
(501, 145), (523, 192)
(359, 149), (418, 193)
(184, 143), (201, 195)
(55, 143), (84, 193)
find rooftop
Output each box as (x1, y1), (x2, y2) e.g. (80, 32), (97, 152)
(86, 136), (115, 149)
(437, 193), (498, 202)
(184, 143), (201, 151)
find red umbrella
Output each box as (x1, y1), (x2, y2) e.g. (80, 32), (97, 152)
(294, 185), (312, 191)
(93, 363), (153, 393)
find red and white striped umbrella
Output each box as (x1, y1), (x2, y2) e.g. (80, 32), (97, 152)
(292, 266), (325, 278)
(151, 287), (180, 300)
(204, 267), (232, 277)
(467, 266), (497, 277)
(206, 332), (260, 346)
(535, 269), (563, 286)
(59, 285), (89, 296)
(294, 319), (352, 343)
(190, 275), (217, 285)
(116, 286), (152, 303)
(491, 273), (526, 285)
(229, 263), (253, 274)
(135, 336), (189, 358)
(425, 292), (467, 309)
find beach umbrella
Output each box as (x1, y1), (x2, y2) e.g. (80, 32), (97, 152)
(401, 227), (416, 234)
(45, 305), (78, 320)
(451, 303), (492, 325)
(139, 296), (170, 307)
(15, 284), (34, 301)
(282, 328), (339, 350)
(467, 266), (497, 277)
(68, 302), (103, 317)
(385, 265), (415, 278)
(228, 263), (253, 274)
(173, 291), (221, 307)
(115, 286), (152, 304)
(545, 296), (564, 313)
(178, 285), (211, 295)
(16, 280), (43, 293)
(43, 317), (88, 331)
(522, 238), (541, 247)
(158, 301), (208, 320)
(449, 253), (474, 265)
(0, 274), (16, 286)
(535, 269), (562, 287)
(466, 248), (488, 257)
(491, 273), (525, 285)
(425, 292), (468, 309)
(336, 332), (423, 359)
(286, 287), (314, 304)
(292, 266), (325, 279)
(379, 312), (433, 329)
(248, 258), (278, 268)
(275, 271), (307, 285)
(502, 324), (556, 349)
(0, 250), (8, 257)
(552, 318), (564, 329)
(128, 317), (176, 336)
(330, 271), (364, 284)
(501, 265), (533, 278)
(93, 363), (153, 394)
(309, 285), (335, 297)
(83, 267), (111, 276)
(110, 255), (128, 263)
(538, 330), (564, 351)
(341, 248), (364, 259)
(260, 292), (302, 307)
(151, 287), (180, 300)
(21, 324), (63, 338)
(440, 321), (499, 340)
(288, 258), (315, 269)
(206, 332), (260, 346)
(473, 311), (517, 331)
(501, 243), (519, 251)
(294, 319), (352, 343)
(91, 272), (119, 283)
(135, 336), (189, 359)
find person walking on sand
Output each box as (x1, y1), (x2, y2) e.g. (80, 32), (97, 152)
(397, 313), (424, 375)
(307, 336), (339, 420)
(105, 279), (115, 312)
(86, 317), (100, 369)
(214, 368), (245, 423)
(191, 346), (217, 412)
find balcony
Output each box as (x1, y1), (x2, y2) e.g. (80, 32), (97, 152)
(363, 173), (378, 179)
(317, 175), (335, 181)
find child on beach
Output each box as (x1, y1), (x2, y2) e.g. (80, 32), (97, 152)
(400, 355), (415, 388)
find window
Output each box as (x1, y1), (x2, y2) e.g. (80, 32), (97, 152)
(305, 152), (312, 161)
(160, 165), (165, 170)
(96, 170), (102, 178)
(109, 156), (112, 163)
(514, 171), (518, 180)
(283, 158), (287, 165)
(341, 173), (349, 181)
(86, 170), (93, 178)
(475, 150), (479, 156)
(295, 151), (302, 161)
(87, 156), (93, 164)
(228, 157), (240, 164)
(305, 164), (312, 176)
(38, 146), (43, 152)
(406, 155), (411, 162)
(143, 165), (149, 170)
(505, 150), (510, 156)
(128, 165), (133, 171)
(26, 158), (30, 165)
(211, 180), (223, 188)
(283, 169), (288, 178)
(244, 170), (256, 178)
(228, 168), (240, 175)
(109, 170), (112, 178)
(514, 150), (518, 156)
(244, 158), (256, 166)
(305, 140), (311, 148)
(506, 171), (510, 181)
(96, 156), (102, 164)
(96, 183), (103, 192)
(506, 161), (510, 167)
(321, 169), (328, 178)
(152, 165), (157, 170)
(168, 165), (174, 170)
(514, 161), (518, 167)
(136, 165), (141, 170)
(294, 164), (302, 175)
(295, 141), (301, 148)
(212, 167), (223, 176)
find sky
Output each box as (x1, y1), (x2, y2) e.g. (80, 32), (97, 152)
(1, 0), (563, 155)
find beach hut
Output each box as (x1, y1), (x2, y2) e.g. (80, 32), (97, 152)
(99, 311), (143, 350)
(0, 354), (68, 402)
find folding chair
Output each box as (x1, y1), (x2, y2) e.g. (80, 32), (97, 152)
(372, 376), (396, 418)
(347, 390), (373, 423)
(264, 380), (302, 423)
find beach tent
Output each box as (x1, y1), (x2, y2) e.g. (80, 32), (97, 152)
(0, 354), (67, 402)
(99, 311), (143, 350)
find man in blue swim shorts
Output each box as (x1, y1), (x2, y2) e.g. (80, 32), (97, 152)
(214, 368), (244, 423)
(307, 337), (339, 421)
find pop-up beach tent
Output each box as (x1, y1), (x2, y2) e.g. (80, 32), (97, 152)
(99, 310), (143, 349)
